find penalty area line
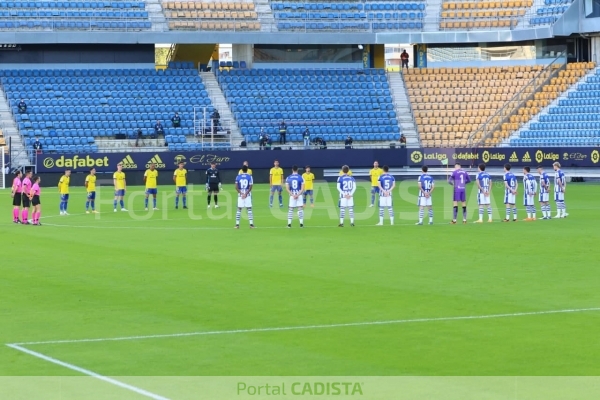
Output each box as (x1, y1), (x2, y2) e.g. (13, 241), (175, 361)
(10, 307), (600, 347)
(5, 344), (170, 400)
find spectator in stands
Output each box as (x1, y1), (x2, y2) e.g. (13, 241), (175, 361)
(154, 120), (164, 138)
(279, 120), (287, 145)
(211, 110), (220, 134)
(399, 134), (407, 148)
(265, 134), (272, 150)
(18, 99), (27, 114)
(344, 135), (353, 149)
(315, 137), (327, 150)
(259, 128), (267, 150)
(401, 50), (409, 71)
(303, 128), (311, 149)
(135, 129), (143, 147)
(32, 137), (43, 154)
(171, 113), (181, 128)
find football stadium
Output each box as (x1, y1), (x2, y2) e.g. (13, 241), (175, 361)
(1, 0), (600, 398)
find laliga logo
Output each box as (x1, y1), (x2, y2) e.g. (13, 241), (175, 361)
(535, 150), (544, 164)
(410, 151), (423, 163)
(536, 150), (560, 163)
(592, 150), (600, 164)
(482, 151), (490, 163)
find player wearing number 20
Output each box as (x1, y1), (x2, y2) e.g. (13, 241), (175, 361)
(417, 166), (434, 225)
(286, 166), (305, 228)
(235, 166), (255, 229)
(522, 166), (538, 221)
(376, 165), (395, 226)
(337, 165), (356, 227)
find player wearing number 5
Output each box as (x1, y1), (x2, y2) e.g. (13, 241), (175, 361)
(417, 166), (435, 225)
(376, 165), (395, 226)
(235, 165), (255, 229)
(448, 162), (471, 224)
(286, 165), (305, 228)
(337, 165), (356, 227)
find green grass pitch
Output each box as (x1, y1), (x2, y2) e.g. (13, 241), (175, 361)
(2, 180), (600, 377)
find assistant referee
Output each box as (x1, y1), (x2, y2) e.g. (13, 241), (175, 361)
(206, 161), (222, 208)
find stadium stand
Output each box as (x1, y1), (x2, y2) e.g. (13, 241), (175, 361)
(530, 0), (573, 25)
(219, 68), (400, 144)
(439, 0), (532, 30)
(162, 1), (261, 31)
(406, 65), (549, 147)
(510, 62), (599, 147)
(0, 1), (151, 31)
(0, 67), (220, 154)
(271, 1), (426, 31)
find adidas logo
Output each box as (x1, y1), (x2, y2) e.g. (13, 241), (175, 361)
(522, 151), (531, 162)
(120, 155), (137, 169)
(146, 154), (166, 169)
(509, 151), (518, 163)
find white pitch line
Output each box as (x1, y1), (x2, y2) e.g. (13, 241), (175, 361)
(6, 344), (170, 400)
(10, 307), (600, 347)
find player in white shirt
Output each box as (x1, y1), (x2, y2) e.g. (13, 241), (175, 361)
(553, 162), (568, 218)
(285, 165), (305, 228)
(234, 165), (255, 229)
(522, 166), (538, 221)
(537, 166), (551, 219)
(376, 165), (395, 226)
(337, 165), (356, 227)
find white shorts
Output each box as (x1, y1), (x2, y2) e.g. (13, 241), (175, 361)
(237, 195), (252, 208)
(539, 192), (549, 202)
(339, 196), (354, 208)
(554, 191), (565, 202)
(504, 192), (516, 205)
(417, 196), (432, 207)
(524, 194), (535, 207)
(289, 196), (303, 208)
(379, 195), (393, 207)
(478, 193), (491, 205)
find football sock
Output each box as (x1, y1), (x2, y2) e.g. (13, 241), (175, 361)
(512, 207), (518, 219)
(113, 200), (117, 209)
(153, 198), (157, 208)
(349, 207), (354, 224)
(85, 201), (90, 211)
(487, 207), (492, 219)
(462, 206), (467, 220)
(478, 207), (483, 220)
(379, 207), (385, 224)
(371, 193), (375, 205)
(91, 201), (95, 211)
(506, 208), (510, 220)
(247, 208), (253, 225)
(13, 208), (18, 221)
(207, 195), (211, 205)
(22, 209), (28, 222)
(429, 209), (433, 223)
(59, 201), (63, 212)
(453, 206), (458, 220)
(310, 196), (314, 204)
(35, 211), (41, 224)
(236, 209), (241, 225)
(175, 196), (179, 207)
(303, 195), (307, 205)
(144, 198), (149, 208)
(278, 194), (283, 205)
(418, 208), (424, 223)
(269, 194), (273, 205)
(182, 196), (187, 207)
(340, 208), (345, 224)
(389, 207), (395, 224)
(119, 200), (124, 209)
(287, 208), (293, 225)
(64, 201), (68, 212)
(213, 195), (218, 205)
(298, 209), (304, 224)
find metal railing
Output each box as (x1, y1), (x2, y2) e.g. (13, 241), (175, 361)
(467, 52), (567, 147)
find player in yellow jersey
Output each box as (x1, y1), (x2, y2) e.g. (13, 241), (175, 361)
(173, 161), (188, 209)
(85, 167), (98, 214)
(302, 165), (315, 207)
(144, 163), (159, 211)
(269, 159), (284, 207)
(58, 168), (71, 215)
(369, 161), (383, 207)
(113, 163), (127, 212)
(339, 167), (353, 176)
(238, 161), (253, 176)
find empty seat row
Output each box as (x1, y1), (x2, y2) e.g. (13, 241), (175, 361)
(244, 133), (400, 143)
(0, 20), (151, 29)
(231, 102), (394, 111)
(272, 2), (425, 11)
(276, 12), (424, 19)
(42, 145), (100, 153)
(168, 21), (260, 30)
(0, 10), (147, 17)
(220, 68), (385, 76)
(27, 137), (95, 145)
(540, 114), (600, 122)
(0, 1), (145, 8)
(442, 0), (533, 9)
(520, 130), (600, 138)
(166, 11), (257, 19)
(163, 1), (254, 11)
(0, 68), (196, 78)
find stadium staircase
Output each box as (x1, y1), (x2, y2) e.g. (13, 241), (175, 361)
(146, 0), (168, 31)
(423, 0), (443, 30)
(506, 63), (600, 147)
(0, 85), (29, 168)
(200, 71), (244, 144)
(255, 0), (277, 31)
(387, 72), (419, 146)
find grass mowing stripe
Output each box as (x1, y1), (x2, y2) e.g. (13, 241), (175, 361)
(10, 307), (600, 346)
